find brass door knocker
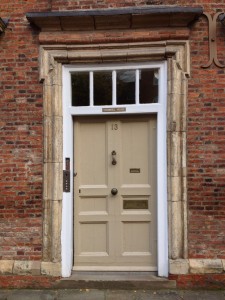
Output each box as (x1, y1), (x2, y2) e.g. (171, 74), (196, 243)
(111, 150), (117, 165)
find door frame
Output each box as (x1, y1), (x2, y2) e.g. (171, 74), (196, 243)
(62, 61), (168, 277)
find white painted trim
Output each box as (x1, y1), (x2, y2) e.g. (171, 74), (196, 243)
(135, 69), (140, 104)
(67, 104), (161, 116)
(90, 71), (94, 107)
(156, 62), (168, 277)
(69, 62), (162, 72)
(112, 70), (116, 106)
(62, 62), (168, 278)
(61, 68), (74, 277)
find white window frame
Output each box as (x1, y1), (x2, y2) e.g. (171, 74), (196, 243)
(62, 61), (168, 277)
(68, 64), (162, 114)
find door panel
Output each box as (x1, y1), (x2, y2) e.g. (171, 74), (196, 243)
(73, 115), (157, 270)
(121, 121), (150, 185)
(122, 222), (151, 254)
(78, 122), (108, 185)
(79, 222), (108, 255)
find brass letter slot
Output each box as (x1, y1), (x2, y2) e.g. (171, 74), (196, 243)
(123, 200), (148, 209)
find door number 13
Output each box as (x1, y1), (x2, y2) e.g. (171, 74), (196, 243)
(111, 123), (118, 130)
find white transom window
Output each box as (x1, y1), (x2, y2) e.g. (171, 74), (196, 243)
(68, 63), (164, 115)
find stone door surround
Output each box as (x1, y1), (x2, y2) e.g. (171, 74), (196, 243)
(39, 40), (189, 276)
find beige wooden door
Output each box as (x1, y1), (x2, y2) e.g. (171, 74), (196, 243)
(73, 115), (157, 271)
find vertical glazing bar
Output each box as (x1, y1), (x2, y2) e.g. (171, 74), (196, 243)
(157, 68), (161, 104)
(90, 71), (93, 106)
(112, 70), (116, 106)
(135, 69), (140, 104)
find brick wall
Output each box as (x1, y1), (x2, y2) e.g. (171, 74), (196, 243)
(0, 0), (225, 271)
(51, 0), (148, 10)
(187, 4), (225, 259)
(0, 0), (49, 261)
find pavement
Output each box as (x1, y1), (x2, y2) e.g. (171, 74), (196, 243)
(0, 289), (225, 300)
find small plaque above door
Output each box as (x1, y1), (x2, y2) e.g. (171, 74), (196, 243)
(102, 107), (126, 112)
(123, 200), (148, 209)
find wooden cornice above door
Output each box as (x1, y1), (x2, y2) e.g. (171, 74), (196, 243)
(26, 6), (203, 32)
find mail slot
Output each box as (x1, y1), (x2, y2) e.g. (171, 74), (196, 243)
(130, 168), (140, 173)
(123, 200), (148, 209)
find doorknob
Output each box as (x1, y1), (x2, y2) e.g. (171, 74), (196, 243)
(111, 188), (118, 196)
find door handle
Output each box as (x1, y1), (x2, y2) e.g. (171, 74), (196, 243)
(111, 188), (118, 196)
(111, 150), (117, 165)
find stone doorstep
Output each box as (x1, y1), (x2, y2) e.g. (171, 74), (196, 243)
(56, 271), (177, 290)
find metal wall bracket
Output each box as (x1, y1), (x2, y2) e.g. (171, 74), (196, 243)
(202, 12), (225, 68)
(63, 158), (70, 193)
(63, 170), (70, 192)
(0, 18), (8, 34)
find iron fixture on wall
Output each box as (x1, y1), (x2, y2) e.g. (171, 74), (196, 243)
(202, 12), (225, 68)
(0, 18), (8, 34)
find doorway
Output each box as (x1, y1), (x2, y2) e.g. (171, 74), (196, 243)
(73, 115), (157, 271)
(62, 61), (168, 277)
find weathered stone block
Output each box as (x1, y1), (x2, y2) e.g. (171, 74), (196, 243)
(30, 261), (41, 275)
(0, 260), (14, 274)
(222, 259), (225, 271)
(170, 200), (183, 259)
(189, 259), (223, 274)
(41, 262), (61, 276)
(169, 259), (189, 274)
(13, 261), (31, 275)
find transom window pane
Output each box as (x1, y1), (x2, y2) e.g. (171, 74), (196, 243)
(94, 72), (112, 106)
(71, 68), (159, 107)
(72, 72), (89, 106)
(117, 70), (135, 105)
(140, 69), (158, 104)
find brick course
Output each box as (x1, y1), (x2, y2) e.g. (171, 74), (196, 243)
(0, 275), (60, 289)
(170, 274), (225, 289)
